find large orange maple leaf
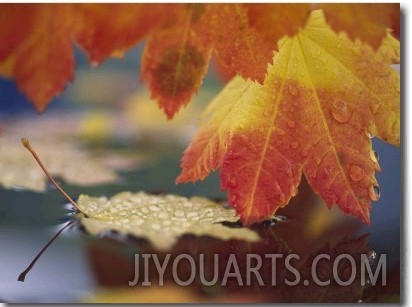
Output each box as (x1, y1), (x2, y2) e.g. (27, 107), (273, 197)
(176, 10), (400, 225)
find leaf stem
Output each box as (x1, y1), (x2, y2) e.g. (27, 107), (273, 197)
(21, 138), (81, 212)
(18, 221), (74, 282)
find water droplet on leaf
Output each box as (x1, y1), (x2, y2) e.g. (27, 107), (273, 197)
(305, 164), (317, 179)
(151, 223), (161, 230)
(149, 205), (160, 212)
(369, 150), (380, 168)
(288, 85), (298, 96)
(236, 123), (245, 130)
(370, 150), (378, 162)
(325, 189), (337, 203)
(369, 184), (381, 201)
(248, 143), (258, 153)
(365, 131), (375, 139)
(290, 141), (299, 149)
(301, 149), (309, 158)
(227, 176), (237, 188)
(324, 164), (333, 176)
(276, 128), (286, 136)
(349, 165), (364, 182)
(331, 98), (350, 123)
(174, 210), (185, 218)
(287, 120), (296, 128)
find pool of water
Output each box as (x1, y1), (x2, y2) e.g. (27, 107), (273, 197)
(0, 140), (400, 303)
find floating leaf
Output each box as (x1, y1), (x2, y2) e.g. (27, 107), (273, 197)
(0, 138), (119, 191)
(82, 204), (371, 303)
(78, 191), (260, 250)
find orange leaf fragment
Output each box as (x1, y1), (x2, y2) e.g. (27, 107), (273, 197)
(74, 4), (167, 65)
(0, 4), (74, 111)
(212, 4), (311, 84)
(141, 4), (213, 119)
(246, 3), (311, 38)
(0, 5), (36, 61)
(176, 77), (261, 182)
(211, 4), (273, 84)
(320, 3), (400, 49)
(178, 10), (400, 225)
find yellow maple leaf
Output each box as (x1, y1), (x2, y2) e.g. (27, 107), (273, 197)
(177, 10), (400, 225)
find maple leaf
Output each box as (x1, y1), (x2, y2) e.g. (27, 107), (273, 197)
(212, 4), (269, 82)
(74, 4), (167, 64)
(0, 137), (119, 191)
(0, 4), (164, 112)
(212, 3), (311, 84)
(141, 4), (214, 118)
(177, 10), (400, 225)
(78, 191), (260, 250)
(319, 3), (400, 49)
(0, 4), (74, 111)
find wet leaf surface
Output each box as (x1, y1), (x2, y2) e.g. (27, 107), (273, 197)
(177, 10), (400, 225)
(78, 191), (260, 250)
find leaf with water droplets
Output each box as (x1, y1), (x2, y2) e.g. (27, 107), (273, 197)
(214, 4), (311, 84)
(177, 10), (399, 225)
(78, 191), (260, 250)
(176, 76), (263, 183)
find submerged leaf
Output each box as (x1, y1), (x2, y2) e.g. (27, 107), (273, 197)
(78, 191), (260, 250)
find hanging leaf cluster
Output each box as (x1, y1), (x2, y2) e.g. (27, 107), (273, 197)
(0, 4), (400, 224)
